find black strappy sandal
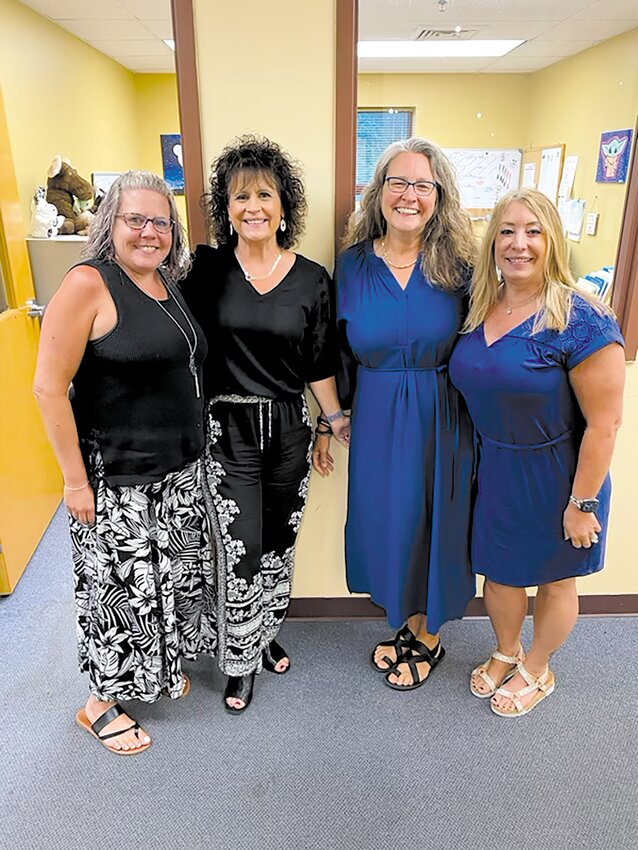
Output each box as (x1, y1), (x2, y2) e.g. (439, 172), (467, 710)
(224, 672), (256, 714)
(262, 639), (290, 674)
(384, 639), (445, 691)
(371, 623), (415, 672)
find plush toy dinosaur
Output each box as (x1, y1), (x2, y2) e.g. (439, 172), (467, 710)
(46, 155), (95, 235)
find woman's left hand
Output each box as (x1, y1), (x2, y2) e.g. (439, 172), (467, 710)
(563, 503), (602, 549)
(312, 434), (334, 476)
(331, 415), (351, 447)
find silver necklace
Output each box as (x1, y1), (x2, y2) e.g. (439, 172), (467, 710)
(380, 239), (420, 270)
(502, 290), (541, 315)
(235, 249), (282, 282)
(118, 266), (200, 398)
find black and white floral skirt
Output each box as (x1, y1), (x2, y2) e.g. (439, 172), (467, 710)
(69, 445), (217, 703)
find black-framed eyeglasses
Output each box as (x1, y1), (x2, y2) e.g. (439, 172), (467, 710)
(384, 177), (439, 198)
(116, 213), (174, 233)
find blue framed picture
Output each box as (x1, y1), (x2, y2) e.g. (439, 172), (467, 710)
(161, 133), (184, 194)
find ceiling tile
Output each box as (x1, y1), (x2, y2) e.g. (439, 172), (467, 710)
(140, 19), (174, 40)
(574, 0), (638, 21)
(19, 0), (131, 20)
(541, 19), (637, 40)
(59, 18), (155, 41)
(88, 39), (172, 57)
(120, 55), (176, 73)
(512, 39), (594, 57)
(117, 0), (172, 20)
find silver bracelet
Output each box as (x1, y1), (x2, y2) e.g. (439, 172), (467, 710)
(324, 408), (345, 424)
(64, 481), (90, 492)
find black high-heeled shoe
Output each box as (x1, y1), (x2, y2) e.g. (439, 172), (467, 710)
(262, 639), (290, 674)
(223, 672), (256, 714)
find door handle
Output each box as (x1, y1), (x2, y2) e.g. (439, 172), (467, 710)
(24, 298), (46, 318)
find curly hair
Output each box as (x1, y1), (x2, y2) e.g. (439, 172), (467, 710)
(342, 137), (477, 289)
(202, 134), (307, 249)
(464, 187), (613, 334)
(81, 171), (191, 281)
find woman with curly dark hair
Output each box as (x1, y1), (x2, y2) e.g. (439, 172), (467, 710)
(181, 135), (349, 713)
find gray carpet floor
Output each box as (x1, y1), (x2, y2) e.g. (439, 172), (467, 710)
(1, 507), (637, 850)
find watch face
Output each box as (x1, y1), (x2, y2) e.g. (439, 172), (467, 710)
(579, 499), (600, 512)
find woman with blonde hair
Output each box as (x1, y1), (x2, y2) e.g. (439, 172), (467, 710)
(449, 187), (624, 717)
(319, 137), (477, 690)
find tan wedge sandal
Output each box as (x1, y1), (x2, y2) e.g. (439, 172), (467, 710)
(470, 646), (525, 698)
(490, 661), (555, 718)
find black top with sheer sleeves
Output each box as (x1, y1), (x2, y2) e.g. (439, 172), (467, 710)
(180, 244), (338, 401)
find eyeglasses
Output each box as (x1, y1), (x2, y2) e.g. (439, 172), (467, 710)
(116, 213), (174, 233)
(384, 177), (439, 197)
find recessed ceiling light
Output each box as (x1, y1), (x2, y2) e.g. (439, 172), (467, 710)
(358, 40), (524, 59)
(163, 39), (175, 51)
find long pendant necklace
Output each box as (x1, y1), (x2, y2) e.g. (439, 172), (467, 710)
(502, 289), (541, 315)
(118, 266), (200, 398)
(235, 249), (282, 282)
(380, 239), (420, 270)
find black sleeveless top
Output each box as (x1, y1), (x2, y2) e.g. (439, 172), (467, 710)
(71, 260), (207, 486)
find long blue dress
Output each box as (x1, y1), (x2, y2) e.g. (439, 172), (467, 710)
(336, 241), (475, 632)
(448, 295), (624, 585)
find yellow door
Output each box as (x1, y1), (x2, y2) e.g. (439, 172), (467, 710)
(0, 88), (62, 593)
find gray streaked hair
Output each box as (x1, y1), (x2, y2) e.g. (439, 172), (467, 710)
(343, 137), (477, 289)
(81, 170), (191, 280)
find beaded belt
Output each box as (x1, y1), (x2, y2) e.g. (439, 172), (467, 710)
(211, 394), (274, 450)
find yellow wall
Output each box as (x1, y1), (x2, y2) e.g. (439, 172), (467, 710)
(193, 0), (335, 270)
(360, 28), (638, 280)
(133, 74), (186, 224)
(528, 28), (638, 278)
(0, 0), (184, 231)
(359, 73), (529, 149)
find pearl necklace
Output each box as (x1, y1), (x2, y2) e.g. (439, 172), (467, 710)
(380, 239), (420, 270)
(235, 250), (283, 282)
(502, 289), (541, 315)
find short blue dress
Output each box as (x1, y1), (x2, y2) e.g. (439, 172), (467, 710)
(336, 241), (475, 632)
(449, 295), (624, 586)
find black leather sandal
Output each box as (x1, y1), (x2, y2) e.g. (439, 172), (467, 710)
(384, 639), (445, 691)
(262, 639), (290, 674)
(224, 672), (256, 714)
(371, 623), (415, 672)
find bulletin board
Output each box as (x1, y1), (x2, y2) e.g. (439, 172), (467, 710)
(521, 144), (565, 203)
(443, 148), (522, 214)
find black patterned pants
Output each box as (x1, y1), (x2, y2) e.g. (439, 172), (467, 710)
(203, 396), (312, 676)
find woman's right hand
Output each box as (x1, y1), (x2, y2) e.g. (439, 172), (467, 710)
(312, 434), (334, 477)
(64, 484), (96, 526)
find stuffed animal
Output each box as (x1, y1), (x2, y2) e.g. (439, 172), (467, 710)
(46, 155), (95, 235)
(29, 185), (65, 238)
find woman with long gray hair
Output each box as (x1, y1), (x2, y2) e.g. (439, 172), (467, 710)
(34, 171), (215, 755)
(317, 137), (477, 690)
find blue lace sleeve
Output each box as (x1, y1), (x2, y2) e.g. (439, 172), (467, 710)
(563, 296), (624, 370)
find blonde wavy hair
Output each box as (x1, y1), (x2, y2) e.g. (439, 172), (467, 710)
(342, 137), (477, 289)
(464, 188), (612, 334)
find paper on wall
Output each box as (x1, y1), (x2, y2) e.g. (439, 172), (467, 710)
(538, 147), (562, 202)
(558, 155), (578, 199)
(567, 198), (586, 242)
(522, 163), (536, 188)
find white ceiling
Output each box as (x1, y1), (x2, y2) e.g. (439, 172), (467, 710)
(16, 0), (638, 75)
(359, 0), (638, 72)
(17, 0), (175, 73)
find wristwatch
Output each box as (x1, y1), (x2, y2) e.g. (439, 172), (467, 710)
(569, 495), (600, 513)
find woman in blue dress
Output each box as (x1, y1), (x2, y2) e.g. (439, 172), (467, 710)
(449, 188), (624, 717)
(316, 138), (477, 690)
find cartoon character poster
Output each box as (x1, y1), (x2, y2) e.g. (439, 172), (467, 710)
(596, 129), (633, 183)
(161, 133), (184, 194)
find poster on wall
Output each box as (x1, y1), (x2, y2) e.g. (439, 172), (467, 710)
(161, 133), (184, 194)
(596, 129), (633, 183)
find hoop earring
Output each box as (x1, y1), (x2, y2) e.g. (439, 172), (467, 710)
(280, 219), (286, 233)
(229, 222), (234, 236)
